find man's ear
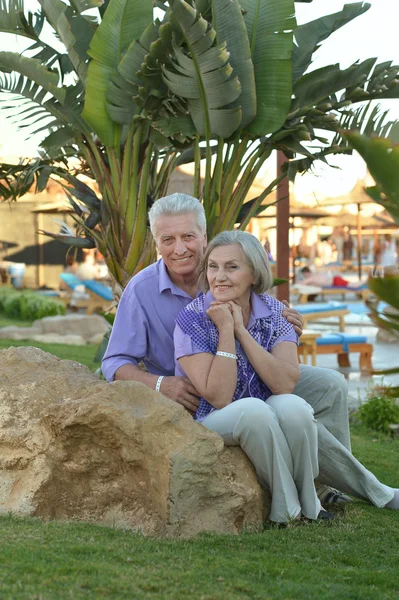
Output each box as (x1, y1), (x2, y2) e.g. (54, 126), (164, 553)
(203, 232), (208, 249)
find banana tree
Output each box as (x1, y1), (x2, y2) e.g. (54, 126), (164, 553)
(0, 0), (187, 290)
(1, 0), (399, 290)
(344, 131), (399, 383)
(142, 0), (399, 238)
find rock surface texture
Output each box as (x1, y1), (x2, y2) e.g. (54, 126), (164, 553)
(0, 314), (110, 345)
(0, 347), (269, 537)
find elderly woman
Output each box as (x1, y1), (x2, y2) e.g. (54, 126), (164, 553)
(173, 230), (399, 524)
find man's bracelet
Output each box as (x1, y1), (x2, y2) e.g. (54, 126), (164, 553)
(155, 375), (164, 393)
(216, 351), (237, 360)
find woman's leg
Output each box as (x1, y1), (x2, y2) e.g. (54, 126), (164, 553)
(266, 394), (321, 520)
(202, 398), (302, 523)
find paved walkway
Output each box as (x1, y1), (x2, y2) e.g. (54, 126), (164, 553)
(301, 300), (399, 410)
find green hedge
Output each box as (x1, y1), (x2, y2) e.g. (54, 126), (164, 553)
(0, 287), (66, 321)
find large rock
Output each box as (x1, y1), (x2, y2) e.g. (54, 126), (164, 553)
(0, 347), (269, 537)
(38, 314), (109, 338)
(0, 314), (110, 345)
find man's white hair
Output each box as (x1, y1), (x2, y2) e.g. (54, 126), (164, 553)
(148, 193), (206, 240)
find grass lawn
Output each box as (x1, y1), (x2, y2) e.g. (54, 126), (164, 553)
(0, 313), (34, 328)
(0, 312), (98, 370)
(0, 339), (399, 598)
(0, 338), (98, 370)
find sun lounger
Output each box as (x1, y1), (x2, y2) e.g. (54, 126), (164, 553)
(319, 284), (370, 302)
(59, 273), (114, 314)
(296, 283), (370, 303)
(81, 279), (114, 314)
(295, 302), (350, 331)
(291, 283), (322, 303)
(298, 333), (373, 371)
(59, 272), (82, 290)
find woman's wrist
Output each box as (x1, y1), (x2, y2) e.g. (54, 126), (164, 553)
(217, 322), (235, 334)
(234, 324), (247, 340)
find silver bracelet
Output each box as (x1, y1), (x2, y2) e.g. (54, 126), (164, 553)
(155, 375), (164, 392)
(216, 351), (237, 360)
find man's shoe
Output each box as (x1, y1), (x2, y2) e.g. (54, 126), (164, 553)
(317, 484), (353, 504)
(318, 509), (336, 521)
(302, 508), (337, 522)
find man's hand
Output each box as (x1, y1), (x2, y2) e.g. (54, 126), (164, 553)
(159, 376), (200, 415)
(282, 300), (303, 337)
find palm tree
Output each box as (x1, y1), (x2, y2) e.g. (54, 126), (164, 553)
(344, 131), (399, 386)
(1, 0), (398, 289)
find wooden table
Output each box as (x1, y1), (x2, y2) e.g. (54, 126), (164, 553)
(298, 330), (322, 366)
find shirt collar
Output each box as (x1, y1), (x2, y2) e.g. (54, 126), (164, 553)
(158, 259), (200, 299)
(248, 292), (272, 328)
(204, 290), (272, 325)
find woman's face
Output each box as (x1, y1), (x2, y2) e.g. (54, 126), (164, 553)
(207, 244), (255, 304)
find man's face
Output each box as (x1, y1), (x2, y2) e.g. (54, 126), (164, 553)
(155, 213), (207, 280)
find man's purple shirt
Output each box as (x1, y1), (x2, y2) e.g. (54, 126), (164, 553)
(102, 259), (200, 381)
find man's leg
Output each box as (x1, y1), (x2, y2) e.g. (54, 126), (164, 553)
(317, 423), (394, 507)
(293, 365), (352, 502)
(294, 365), (351, 451)
(294, 365), (395, 507)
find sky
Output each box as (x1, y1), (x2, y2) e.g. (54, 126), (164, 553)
(1, 0), (399, 199)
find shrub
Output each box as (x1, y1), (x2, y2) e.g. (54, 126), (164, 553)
(0, 286), (16, 311)
(0, 288), (66, 321)
(357, 388), (399, 435)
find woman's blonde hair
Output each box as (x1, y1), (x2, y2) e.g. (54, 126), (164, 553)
(198, 230), (273, 294)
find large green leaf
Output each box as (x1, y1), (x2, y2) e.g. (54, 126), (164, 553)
(83, 0), (153, 146)
(40, 127), (76, 154)
(69, 0), (104, 14)
(368, 275), (399, 310)
(366, 61), (399, 101)
(292, 2), (370, 82)
(0, 54), (89, 144)
(344, 132), (399, 221)
(211, 0), (256, 128)
(105, 22), (160, 125)
(0, 52), (65, 103)
(25, 41), (74, 82)
(38, 230), (97, 248)
(0, 71), (67, 125)
(334, 103), (396, 145)
(163, 0), (242, 138)
(0, 0), (43, 38)
(38, 0), (93, 83)
(293, 58), (376, 109)
(240, 0), (295, 135)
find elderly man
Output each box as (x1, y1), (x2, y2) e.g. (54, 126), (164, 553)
(103, 193), (396, 509)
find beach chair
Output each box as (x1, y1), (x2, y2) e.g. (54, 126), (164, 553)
(291, 283), (322, 303)
(293, 283), (370, 303)
(319, 283), (370, 302)
(295, 302), (350, 331)
(299, 333), (373, 371)
(59, 273), (114, 313)
(81, 279), (114, 314)
(58, 273), (90, 311)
